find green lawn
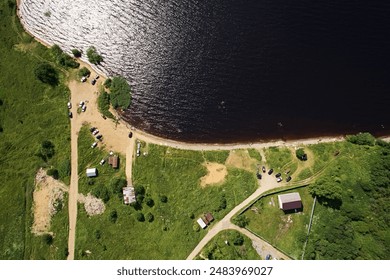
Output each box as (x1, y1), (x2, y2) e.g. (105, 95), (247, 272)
(243, 187), (314, 259)
(75, 143), (257, 259)
(264, 147), (293, 174)
(0, 1), (70, 259)
(197, 230), (261, 260)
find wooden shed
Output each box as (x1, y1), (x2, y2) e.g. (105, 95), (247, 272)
(108, 155), (119, 169)
(278, 192), (302, 211)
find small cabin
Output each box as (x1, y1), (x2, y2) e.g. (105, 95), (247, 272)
(86, 168), (97, 178)
(197, 218), (207, 229)
(278, 192), (302, 211)
(204, 213), (214, 225)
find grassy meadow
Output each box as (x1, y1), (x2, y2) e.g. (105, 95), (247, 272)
(0, 1), (70, 259)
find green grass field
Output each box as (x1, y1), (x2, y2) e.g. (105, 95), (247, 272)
(197, 230), (261, 260)
(243, 187), (313, 259)
(0, 2), (70, 259)
(75, 143), (257, 259)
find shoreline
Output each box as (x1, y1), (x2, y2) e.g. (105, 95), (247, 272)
(16, 0), (390, 149)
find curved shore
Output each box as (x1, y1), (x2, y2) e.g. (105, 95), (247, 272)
(16, 0), (389, 148)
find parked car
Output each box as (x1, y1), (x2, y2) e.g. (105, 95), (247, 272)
(277, 177), (282, 183)
(286, 176), (292, 182)
(91, 142), (97, 148)
(96, 134), (103, 140)
(268, 168), (273, 175)
(99, 159), (105, 165)
(91, 79), (96, 85)
(128, 132), (133, 138)
(81, 76), (87, 83)
(68, 111), (73, 118)
(79, 101), (84, 107)
(95, 75), (100, 80)
(90, 127), (97, 133)
(82, 104), (87, 112)
(275, 173), (281, 178)
(256, 172), (262, 179)
(92, 129), (99, 136)
(67, 102), (72, 109)
(262, 166), (266, 173)
(266, 254), (272, 260)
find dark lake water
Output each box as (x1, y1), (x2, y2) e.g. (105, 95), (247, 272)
(21, 0), (390, 143)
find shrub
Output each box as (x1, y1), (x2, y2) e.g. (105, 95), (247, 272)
(193, 224), (200, 232)
(40, 140), (55, 160)
(232, 232), (244, 246)
(233, 215), (249, 228)
(136, 212), (145, 222)
(47, 168), (59, 179)
(94, 230), (101, 240)
(97, 90), (114, 119)
(71, 49), (82, 58)
(34, 63), (58, 86)
(104, 78), (112, 88)
(160, 195), (168, 203)
(296, 148), (307, 161)
(86, 46), (103, 64)
(346, 132), (376, 146)
(58, 53), (79, 68)
(135, 186), (145, 195)
(42, 234), (53, 245)
(92, 185), (110, 203)
(78, 67), (91, 78)
(145, 197), (154, 207)
(146, 212), (154, 222)
(109, 76), (132, 109)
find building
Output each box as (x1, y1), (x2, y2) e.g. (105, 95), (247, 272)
(86, 168), (97, 178)
(108, 155), (119, 169)
(278, 192), (302, 211)
(123, 186), (136, 205)
(204, 213), (214, 225)
(197, 218), (207, 229)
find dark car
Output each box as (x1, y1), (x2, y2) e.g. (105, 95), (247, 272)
(90, 127), (96, 133)
(268, 168), (273, 175)
(275, 173), (281, 178)
(91, 79), (96, 85)
(266, 254), (272, 260)
(128, 132), (133, 138)
(96, 134), (103, 140)
(286, 176), (292, 182)
(256, 173), (262, 179)
(262, 166), (266, 173)
(68, 111), (73, 118)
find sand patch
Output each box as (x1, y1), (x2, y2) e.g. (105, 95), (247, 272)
(78, 193), (105, 216)
(225, 150), (258, 172)
(32, 168), (68, 235)
(200, 162), (227, 187)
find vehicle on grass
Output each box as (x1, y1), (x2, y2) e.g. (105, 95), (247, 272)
(275, 173), (281, 178)
(256, 172), (262, 179)
(91, 142), (97, 148)
(285, 169), (290, 174)
(67, 102), (72, 109)
(286, 176), (292, 182)
(268, 169), (273, 175)
(262, 166), (266, 173)
(99, 159), (105, 165)
(277, 177), (282, 183)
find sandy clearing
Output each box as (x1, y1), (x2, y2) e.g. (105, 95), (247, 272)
(225, 150), (258, 172)
(78, 193), (105, 216)
(32, 168), (68, 235)
(200, 162), (228, 187)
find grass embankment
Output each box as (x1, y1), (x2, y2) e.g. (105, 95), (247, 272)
(0, 1), (70, 259)
(75, 143), (257, 259)
(197, 230), (261, 260)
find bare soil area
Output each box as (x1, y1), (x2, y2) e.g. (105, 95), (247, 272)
(77, 193), (105, 216)
(200, 162), (228, 187)
(32, 168), (68, 235)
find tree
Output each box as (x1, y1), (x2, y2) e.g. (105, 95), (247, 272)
(109, 76), (132, 109)
(232, 232), (244, 246)
(42, 234), (53, 245)
(34, 63), (58, 86)
(160, 195), (168, 203)
(309, 179), (343, 208)
(104, 78), (112, 88)
(145, 197), (154, 207)
(47, 168), (59, 179)
(40, 140), (55, 160)
(135, 185), (145, 195)
(136, 212), (145, 222)
(109, 210), (118, 223)
(86, 46), (103, 64)
(71, 49), (82, 58)
(78, 67), (91, 78)
(110, 177), (127, 198)
(296, 148), (307, 161)
(92, 185), (110, 203)
(146, 212), (154, 222)
(233, 215), (249, 228)
(346, 132), (376, 146)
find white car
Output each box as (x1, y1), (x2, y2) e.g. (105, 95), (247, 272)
(99, 159), (105, 165)
(81, 76), (87, 82)
(82, 104), (87, 112)
(67, 102), (72, 109)
(92, 129), (99, 136)
(277, 177), (283, 183)
(91, 142), (97, 148)
(79, 101), (84, 107)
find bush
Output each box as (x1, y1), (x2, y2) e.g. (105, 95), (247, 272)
(104, 78), (112, 88)
(136, 212), (145, 222)
(145, 197), (154, 207)
(146, 212), (154, 222)
(51, 45), (79, 68)
(78, 67), (91, 78)
(346, 132), (376, 146)
(34, 63), (59, 86)
(42, 234), (53, 245)
(71, 49), (82, 58)
(110, 177), (127, 198)
(97, 90), (114, 119)
(109, 76), (132, 109)
(296, 148), (307, 161)
(309, 179), (343, 208)
(47, 168), (59, 179)
(109, 210), (118, 223)
(86, 46), (103, 64)
(135, 186), (145, 195)
(92, 185), (110, 203)
(160, 195), (168, 203)
(232, 232), (244, 246)
(40, 140), (55, 160)
(233, 215), (249, 228)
